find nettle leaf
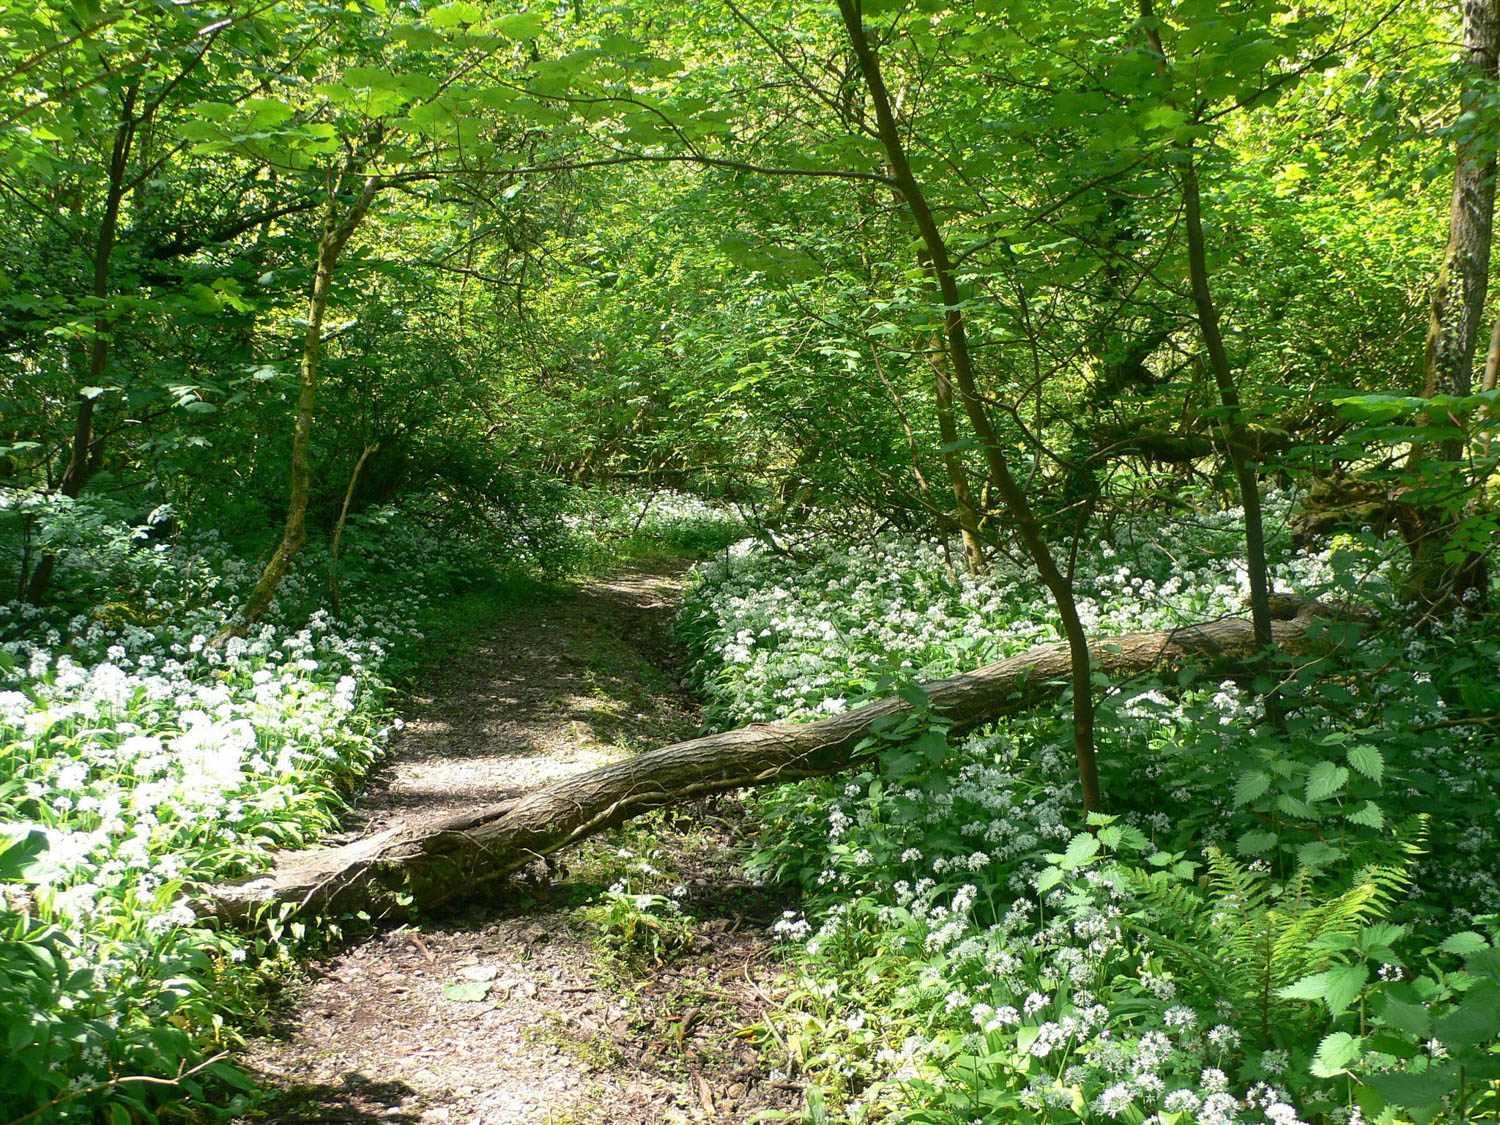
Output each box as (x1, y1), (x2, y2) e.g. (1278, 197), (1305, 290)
(1346, 801), (1384, 829)
(1438, 931), (1490, 956)
(1368, 1063), (1462, 1109)
(1279, 963), (1367, 1013)
(1306, 761), (1350, 802)
(1311, 1031), (1362, 1077)
(1297, 841), (1344, 869)
(1323, 963), (1369, 1014)
(1378, 984), (1433, 1037)
(1233, 770), (1271, 806)
(1061, 832), (1101, 870)
(1236, 829), (1278, 855)
(1347, 743), (1383, 783)
(1433, 983), (1500, 1048)
(1278, 969), (1332, 1002)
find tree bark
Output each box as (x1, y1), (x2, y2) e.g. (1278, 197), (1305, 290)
(1135, 0), (1278, 716)
(1423, 0), (1499, 408)
(329, 441), (380, 620)
(205, 599), (1363, 924)
(1406, 0), (1499, 609)
(224, 170), (380, 636)
(25, 85), (139, 605)
(835, 0), (1101, 812)
(927, 316), (988, 575)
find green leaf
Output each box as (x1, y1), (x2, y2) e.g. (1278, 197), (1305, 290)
(1236, 829), (1278, 855)
(1346, 801), (1384, 829)
(1324, 963), (1369, 1014)
(429, 1), (482, 27)
(1377, 984), (1432, 1037)
(1297, 841), (1344, 869)
(497, 11), (545, 38)
(1233, 771), (1271, 806)
(1433, 984), (1500, 1048)
(1035, 867), (1064, 892)
(1306, 761), (1350, 802)
(442, 981), (493, 1002)
(1347, 743), (1383, 782)
(1278, 970), (1332, 1002)
(1438, 932), (1490, 955)
(1367, 1063), (1461, 1109)
(1311, 1031), (1362, 1077)
(1061, 833), (1101, 870)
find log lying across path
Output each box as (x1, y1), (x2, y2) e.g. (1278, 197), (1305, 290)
(206, 599), (1363, 924)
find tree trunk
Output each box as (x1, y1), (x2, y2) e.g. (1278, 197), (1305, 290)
(927, 323), (988, 575)
(1135, 1), (1278, 714)
(205, 598), (1363, 924)
(1423, 0), (1499, 408)
(224, 172), (380, 636)
(26, 86), (139, 605)
(836, 0), (1101, 812)
(1407, 0), (1499, 609)
(1180, 158), (1279, 692)
(329, 441), (380, 619)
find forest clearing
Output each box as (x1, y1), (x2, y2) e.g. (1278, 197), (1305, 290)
(2, 0), (1500, 1123)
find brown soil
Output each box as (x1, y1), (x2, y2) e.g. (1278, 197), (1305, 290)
(238, 560), (798, 1125)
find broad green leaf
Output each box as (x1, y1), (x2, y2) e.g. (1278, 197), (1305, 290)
(1236, 829), (1278, 855)
(1311, 1031), (1362, 1077)
(1306, 761), (1349, 802)
(1433, 984), (1500, 1048)
(1347, 744), (1383, 783)
(1323, 963), (1369, 1014)
(1233, 770), (1270, 805)
(1438, 932), (1490, 955)
(443, 980), (493, 1002)
(1061, 833), (1100, 869)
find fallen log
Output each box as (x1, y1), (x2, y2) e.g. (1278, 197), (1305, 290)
(205, 599), (1364, 924)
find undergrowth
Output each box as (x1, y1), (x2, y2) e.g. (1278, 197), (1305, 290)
(678, 491), (1500, 1125)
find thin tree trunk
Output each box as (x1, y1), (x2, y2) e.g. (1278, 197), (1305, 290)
(928, 328), (988, 575)
(329, 441), (380, 619)
(836, 0), (1100, 811)
(26, 86), (139, 605)
(1136, 2), (1277, 698)
(205, 598), (1364, 923)
(224, 172), (380, 637)
(1180, 159), (1278, 666)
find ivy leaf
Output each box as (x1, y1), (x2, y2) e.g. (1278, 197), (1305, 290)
(1347, 743), (1383, 783)
(1306, 761), (1350, 802)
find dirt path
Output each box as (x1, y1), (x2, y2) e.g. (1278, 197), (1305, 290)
(240, 561), (796, 1125)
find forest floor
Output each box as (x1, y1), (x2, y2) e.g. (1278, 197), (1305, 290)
(238, 560), (797, 1125)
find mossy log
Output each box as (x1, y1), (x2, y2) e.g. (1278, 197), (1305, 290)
(205, 599), (1363, 924)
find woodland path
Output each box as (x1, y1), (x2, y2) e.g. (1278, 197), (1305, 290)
(239, 560), (796, 1125)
